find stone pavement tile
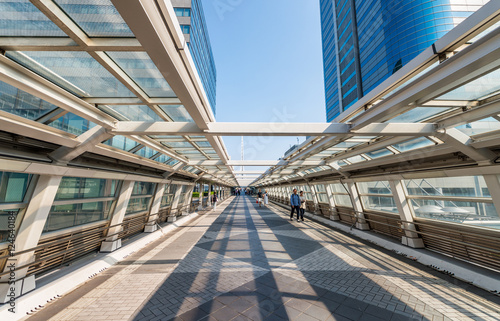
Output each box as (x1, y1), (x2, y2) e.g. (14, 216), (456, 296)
(177, 307), (209, 321)
(335, 304), (364, 320)
(197, 300), (225, 314)
(209, 305), (240, 320)
(303, 303), (332, 320)
(226, 298), (258, 313)
(241, 305), (268, 320)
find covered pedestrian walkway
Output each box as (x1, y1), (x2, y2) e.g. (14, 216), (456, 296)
(20, 196), (500, 321)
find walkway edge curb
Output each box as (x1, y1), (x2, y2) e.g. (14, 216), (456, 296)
(0, 212), (201, 321)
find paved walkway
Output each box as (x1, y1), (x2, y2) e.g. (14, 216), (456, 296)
(26, 196), (500, 321)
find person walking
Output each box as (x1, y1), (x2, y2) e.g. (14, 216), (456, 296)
(299, 191), (306, 221)
(290, 189), (301, 221)
(212, 192), (218, 211)
(257, 189), (263, 207)
(264, 190), (269, 206)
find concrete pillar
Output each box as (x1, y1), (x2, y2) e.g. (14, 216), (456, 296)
(144, 183), (165, 233)
(100, 180), (134, 252)
(325, 183), (340, 221)
(389, 180), (425, 248)
(484, 175), (500, 218)
(0, 175), (62, 302)
(347, 182), (370, 230)
(168, 184), (183, 222)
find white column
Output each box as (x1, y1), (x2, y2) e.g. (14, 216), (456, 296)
(168, 184), (183, 222)
(0, 175), (62, 302)
(389, 180), (425, 248)
(144, 183), (165, 233)
(198, 182), (203, 211)
(325, 183), (339, 221)
(101, 180), (134, 252)
(484, 175), (500, 218)
(347, 182), (370, 230)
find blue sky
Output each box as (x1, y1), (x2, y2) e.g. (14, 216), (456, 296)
(202, 1), (325, 167)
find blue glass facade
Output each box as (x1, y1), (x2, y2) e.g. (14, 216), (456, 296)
(320, 0), (483, 122)
(174, 0), (217, 116)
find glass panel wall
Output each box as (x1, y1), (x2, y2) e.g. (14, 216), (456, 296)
(405, 176), (499, 229)
(314, 184), (329, 203)
(160, 184), (177, 208)
(44, 177), (119, 233)
(126, 181), (155, 215)
(330, 183), (353, 207)
(357, 181), (398, 213)
(0, 172), (34, 242)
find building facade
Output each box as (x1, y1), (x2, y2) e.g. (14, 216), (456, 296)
(320, 0), (489, 122)
(172, 0), (217, 116)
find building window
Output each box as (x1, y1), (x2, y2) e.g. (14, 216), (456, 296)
(357, 181), (398, 214)
(329, 183), (352, 207)
(126, 182), (155, 215)
(180, 24), (190, 34)
(174, 8), (191, 17)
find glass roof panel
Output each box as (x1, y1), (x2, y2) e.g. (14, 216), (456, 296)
(104, 135), (139, 151)
(0, 0), (67, 36)
(195, 141), (212, 148)
(6, 51), (135, 98)
(438, 69), (500, 101)
(107, 52), (176, 97)
(54, 0), (134, 37)
(387, 107), (453, 123)
(392, 137), (434, 152)
(135, 145), (156, 159)
(365, 148), (393, 159)
(0, 81), (59, 120)
(108, 105), (163, 121)
(155, 154), (172, 164)
(333, 141), (363, 148)
(48, 112), (96, 135)
(345, 155), (366, 164)
(159, 105), (194, 122)
(162, 141), (193, 148)
(456, 117), (500, 136)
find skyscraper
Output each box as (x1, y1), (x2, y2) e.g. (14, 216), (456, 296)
(172, 0), (217, 116)
(320, 0), (488, 122)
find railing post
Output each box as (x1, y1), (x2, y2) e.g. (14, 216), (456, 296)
(0, 175), (62, 303)
(144, 183), (166, 233)
(101, 180), (134, 252)
(389, 180), (425, 248)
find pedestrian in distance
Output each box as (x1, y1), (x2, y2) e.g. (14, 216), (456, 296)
(264, 190), (269, 206)
(290, 189), (301, 221)
(212, 193), (218, 211)
(257, 189), (263, 207)
(299, 191), (306, 221)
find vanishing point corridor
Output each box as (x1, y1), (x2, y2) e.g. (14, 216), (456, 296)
(25, 196), (500, 321)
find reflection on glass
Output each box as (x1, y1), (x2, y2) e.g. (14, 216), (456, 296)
(132, 182), (155, 196)
(366, 148), (393, 159)
(406, 176), (489, 198)
(54, 0), (134, 37)
(107, 52), (176, 97)
(0, 209), (19, 242)
(104, 136), (139, 152)
(0, 0), (66, 36)
(159, 105), (194, 122)
(0, 81), (58, 120)
(439, 68), (500, 101)
(6, 51), (135, 98)
(455, 117), (500, 136)
(334, 194), (352, 207)
(0, 172), (32, 203)
(49, 112), (96, 135)
(55, 177), (118, 200)
(135, 146), (157, 159)
(125, 197), (151, 215)
(109, 105), (164, 122)
(345, 155), (366, 164)
(361, 196), (398, 213)
(357, 181), (392, 195)
(387, 107), (452, 123)
(392, 137), (434, 152)
(44, 201), (113, 232)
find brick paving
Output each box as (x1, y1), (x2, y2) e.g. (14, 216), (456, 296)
(26, 196), (500, 321)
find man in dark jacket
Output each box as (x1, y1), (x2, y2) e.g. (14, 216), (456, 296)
(290, 189), (301, 221)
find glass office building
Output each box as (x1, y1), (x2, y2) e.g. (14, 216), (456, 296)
(320, 0), (488, 122)
(173, 0), (217, 116)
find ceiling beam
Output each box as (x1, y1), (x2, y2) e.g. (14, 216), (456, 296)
(0, 37), (143, 51)
(113, 122), (436, 136)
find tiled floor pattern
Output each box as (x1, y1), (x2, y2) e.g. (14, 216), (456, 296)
(26, 196), (500, 321)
